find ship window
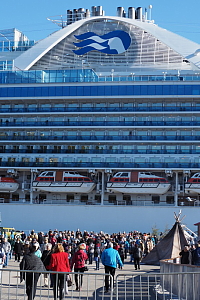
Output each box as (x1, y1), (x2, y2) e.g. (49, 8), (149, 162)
(193, 179), (197, 182)
(160, 179), (166, 182)
(154, 179), (159, 182)
(83, 178), (90, 182)
(46, 172), (54, 176)
(121, 173), (128, 176)
(149, 179), (153, 182)
(114, 178), (119, 182)
(78, 178), (83, 181)
(152, 195), (160, 204)
(125, 178), (129, 182)
(142, 179), (148, 182)
(120, 179), (124, 181)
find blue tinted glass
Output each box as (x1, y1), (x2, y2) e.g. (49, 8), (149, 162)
(8, 88), (14, 96)
(133, 85), (140, 95)
(28, 87), (35, 96)
(63, 86), (69, 95)
(35, 87), (42, 96)
(49, 86), (56, 96)
(141, 85), (148, 95)
(119, 86), (126, 95)
(148, 85), (155, 95)
(155, 85), (162, 95)
(90, 86), (97, 96)
(77, 86), (83, 96)
(55, 86), (63, 96)
(41, 87), (49, 96)
(185, 85), (192, 94)
(83, 86), (91, 96)
(163, 85), (170, 95)
(126, 85), (134, 95)
(105, 86), (112, 95)
(111, 86), (118, 94)
(97, 86), (104, 95)
(69, 87), (76, 96)
(177, 85), (185, 95)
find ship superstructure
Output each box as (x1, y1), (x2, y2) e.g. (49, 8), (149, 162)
(0, 5), (200, 207)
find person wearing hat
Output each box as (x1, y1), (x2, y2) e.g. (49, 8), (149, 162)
(70, 243), (88, 291)
(33, 242), (42, 258)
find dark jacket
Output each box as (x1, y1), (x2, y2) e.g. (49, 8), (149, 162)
(133, 246), (142, 259)
(20, 252), (45, 281)
(14, 241), (23, 254)
(41, 250), (52, 269)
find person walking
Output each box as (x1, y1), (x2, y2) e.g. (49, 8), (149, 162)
(1, 237), (11, 267)
(192, 241), (200, 266)
(14, 237), (23, 262)
(101, 242), (123, 293)
(20, 244), (45, 300)
(41, 243), (53, 287)
(49, 243), (71, 300)
(133, 244), (142, 270)
(70, 243), (88, 291)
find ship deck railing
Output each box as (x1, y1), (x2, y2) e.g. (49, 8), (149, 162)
(0, 69), (200, 84)
(1, 106), (200, 113)
(1, 200), (199, 207)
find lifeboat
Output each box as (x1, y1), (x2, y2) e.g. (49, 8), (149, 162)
(0, 177), (19, 192)
(32, 171), (96, 193)
(107, 171), (171, 194)
(185, 173), (200, 194)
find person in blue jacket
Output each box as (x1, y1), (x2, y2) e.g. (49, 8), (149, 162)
(101, 242), (123, 293)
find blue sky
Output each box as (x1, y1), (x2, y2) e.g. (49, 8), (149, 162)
(0, 0), (200, 44)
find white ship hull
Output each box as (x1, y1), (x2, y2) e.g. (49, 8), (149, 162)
(33, 181), (96, 193)
(0, 182), (19, 193)
(185, 184), (200, 194)
(107, 182), (171, 194)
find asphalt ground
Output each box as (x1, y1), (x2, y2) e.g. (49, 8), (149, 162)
(0, 255), (160, 299)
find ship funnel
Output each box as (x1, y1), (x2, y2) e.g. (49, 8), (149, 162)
(91, 6), (97, 16)
(135, 7), (142, 20)
(128, 7), (135, 19)
(117, 7), (125, 17)
(67, 10), (73, 24)
(96, 6), (103, 16)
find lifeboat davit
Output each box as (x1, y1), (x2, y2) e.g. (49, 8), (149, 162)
(32, 171), (96, 193)
(185, 173), (200, 194)
(0, 177), (19, 192)
(107, 171), (171, 194)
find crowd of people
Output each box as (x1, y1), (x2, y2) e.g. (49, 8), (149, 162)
(0, 228), (199, 299)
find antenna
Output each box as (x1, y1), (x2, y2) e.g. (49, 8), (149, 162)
(149, 5), (152, 20)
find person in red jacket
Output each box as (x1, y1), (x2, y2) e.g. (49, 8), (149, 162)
(49, 243), (71, 300)
(70, 243), (88, 291)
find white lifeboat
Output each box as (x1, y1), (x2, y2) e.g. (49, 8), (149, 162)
(0, 177), (19, 193)
(107, 171), (171, 194)
(32, 171), (96, 193)
(185, 173), (200, 194)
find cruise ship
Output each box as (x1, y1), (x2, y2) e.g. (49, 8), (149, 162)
(0, 5), (200, 232)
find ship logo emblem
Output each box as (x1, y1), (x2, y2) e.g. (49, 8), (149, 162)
(73, 30), (131, 55)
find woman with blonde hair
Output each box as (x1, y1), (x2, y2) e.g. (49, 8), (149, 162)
(49, 243), (71, 300)
(70, 243), (88, 291)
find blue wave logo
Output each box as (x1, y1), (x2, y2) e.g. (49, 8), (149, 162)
(73, 30), (131, 55)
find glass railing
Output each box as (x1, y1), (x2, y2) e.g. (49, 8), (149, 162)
(0, 106), (199, 113)
(0, 69), (200, 84)
(0, 149), (197, 155)
(0, 120), (199, 127)
(0, 135), (199, 141)
(0, 161), (198, 168)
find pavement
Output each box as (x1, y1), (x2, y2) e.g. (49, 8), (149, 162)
(0, 256), (160, 299)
